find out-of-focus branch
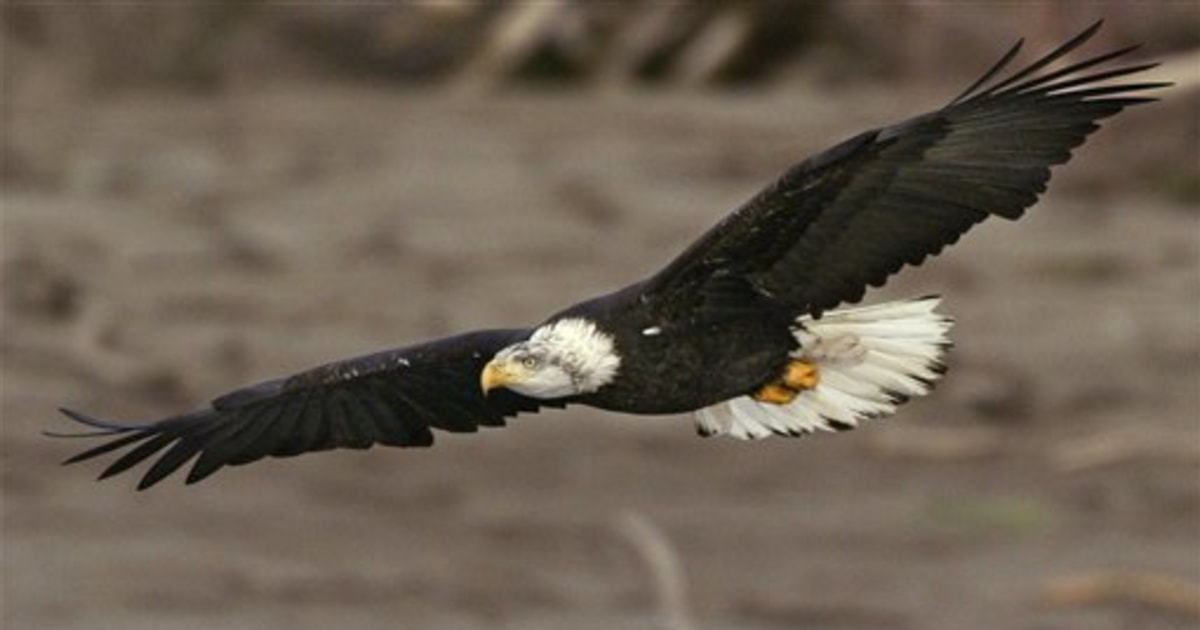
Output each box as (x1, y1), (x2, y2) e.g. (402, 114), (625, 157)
(615, 511), (697, 630)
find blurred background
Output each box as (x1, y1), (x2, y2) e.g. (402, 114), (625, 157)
(3, 2), (1198, 629)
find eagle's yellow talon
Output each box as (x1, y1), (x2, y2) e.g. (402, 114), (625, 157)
(753, 383), (799, 405)
(752, 360), (819, 405)
(783, 360), (820, 390)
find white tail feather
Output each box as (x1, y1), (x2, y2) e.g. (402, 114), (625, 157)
(695, 296), (952, 440)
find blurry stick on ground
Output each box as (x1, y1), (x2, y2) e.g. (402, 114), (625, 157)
(598, 2), (692, 89)
(616, 511), (697, 630)
(1052, 428), (1200, 473)
(456, 0), (566, 93)
(454, 1), (767, 93)
(1042, 572), (1200, 618)
(670, 7), (753, 87)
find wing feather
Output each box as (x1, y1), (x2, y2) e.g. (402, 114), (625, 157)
(643, 21), (1167, 317)
(52, 329), (541, 488)
(965, 20), (1104, 99)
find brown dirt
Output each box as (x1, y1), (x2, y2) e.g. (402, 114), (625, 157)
(3, 78), (1198, 629)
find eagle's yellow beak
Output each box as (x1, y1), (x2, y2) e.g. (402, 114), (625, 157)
(480, 360), (518, 394)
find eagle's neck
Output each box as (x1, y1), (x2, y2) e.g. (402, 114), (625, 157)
(530, 318), (621, 393)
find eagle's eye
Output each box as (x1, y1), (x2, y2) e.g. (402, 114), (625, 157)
(521, 355), (540, 369)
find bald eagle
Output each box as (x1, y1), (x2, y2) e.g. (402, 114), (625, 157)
(54, 22), (1166, 489)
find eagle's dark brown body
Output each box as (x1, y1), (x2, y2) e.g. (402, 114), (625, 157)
(557, 281), (795, 414)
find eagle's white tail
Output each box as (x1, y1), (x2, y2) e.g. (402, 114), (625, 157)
(695, 296), (952, 440)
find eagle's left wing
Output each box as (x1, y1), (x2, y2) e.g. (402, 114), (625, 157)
(643, 21), (1167, 318)
(52, 329), (554, 489)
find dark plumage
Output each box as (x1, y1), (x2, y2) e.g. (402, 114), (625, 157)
(58, 330), (557, 489)
(53, 22), (1167, 489)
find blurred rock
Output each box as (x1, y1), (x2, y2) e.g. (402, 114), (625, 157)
(2, 254), (83, 321)
(943, 361), (1037, 423)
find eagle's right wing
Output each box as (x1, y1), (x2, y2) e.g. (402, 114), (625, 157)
(52, 329), (554, 489)
(642, 21), (1167, 319)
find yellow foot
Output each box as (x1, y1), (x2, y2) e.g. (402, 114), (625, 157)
(753, 382), (799, 405)
(782, 360), (820, 390)
(752, 360), (820, 406)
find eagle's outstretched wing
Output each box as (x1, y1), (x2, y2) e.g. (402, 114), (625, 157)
(645, 21), (1167, 318)
(52, 329), (554, 489)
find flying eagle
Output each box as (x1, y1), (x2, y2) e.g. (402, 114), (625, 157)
(54, 22), (1166, 489)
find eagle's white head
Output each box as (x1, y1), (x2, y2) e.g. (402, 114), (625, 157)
(481, 318), (620, 399)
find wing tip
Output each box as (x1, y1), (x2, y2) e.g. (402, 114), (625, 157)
(53, 407), (148, 434)
(950, 19), (1166, 107)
